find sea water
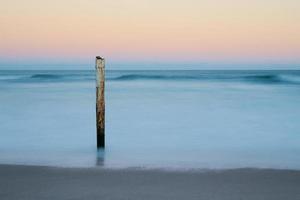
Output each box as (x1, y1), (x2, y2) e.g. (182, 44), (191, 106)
(0, 70), (300, 169)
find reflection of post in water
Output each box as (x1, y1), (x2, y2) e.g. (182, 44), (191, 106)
(96, 149), (105, 166)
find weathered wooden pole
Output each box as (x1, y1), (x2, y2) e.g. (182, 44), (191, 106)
(95, 56), (105, 148)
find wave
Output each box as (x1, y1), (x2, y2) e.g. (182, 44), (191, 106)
(109, 73), (300, 85)
(243, 74), (300, 84)
(30, 74), (62, 79)
(0, 73), (94, 83)
(278, 74), (300, 84)
(110, 74), (199, 81)
(1, 71), (300, 85)
(241, 75), (281, 83)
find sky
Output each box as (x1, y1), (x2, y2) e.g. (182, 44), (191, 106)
(0, 0), (299, 69)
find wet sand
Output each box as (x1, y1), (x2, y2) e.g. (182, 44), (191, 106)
(0, 164), (300, 200)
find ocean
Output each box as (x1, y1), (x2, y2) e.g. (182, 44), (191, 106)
(0, 69), (300, 169)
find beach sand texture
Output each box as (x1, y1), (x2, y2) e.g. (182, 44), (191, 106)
(0, 164), (300, 200)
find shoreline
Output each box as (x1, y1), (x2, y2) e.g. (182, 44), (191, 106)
(1, 164), (300, 200)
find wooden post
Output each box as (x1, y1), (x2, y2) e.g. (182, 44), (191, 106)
(95, 56), (105, 148)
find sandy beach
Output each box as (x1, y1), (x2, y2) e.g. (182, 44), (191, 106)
(0, 164), (300, 200)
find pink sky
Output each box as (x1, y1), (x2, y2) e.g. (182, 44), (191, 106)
(1, 0), (299, 68)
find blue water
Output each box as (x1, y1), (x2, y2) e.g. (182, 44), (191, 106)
(0, 70), (300, 169)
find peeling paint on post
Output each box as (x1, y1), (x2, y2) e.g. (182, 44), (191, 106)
(95, 56), (105, 148)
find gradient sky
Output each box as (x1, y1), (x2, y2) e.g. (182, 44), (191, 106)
(0, 0), (299, 69)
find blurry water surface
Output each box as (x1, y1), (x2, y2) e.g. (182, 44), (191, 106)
(0, 69), (300, 169)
